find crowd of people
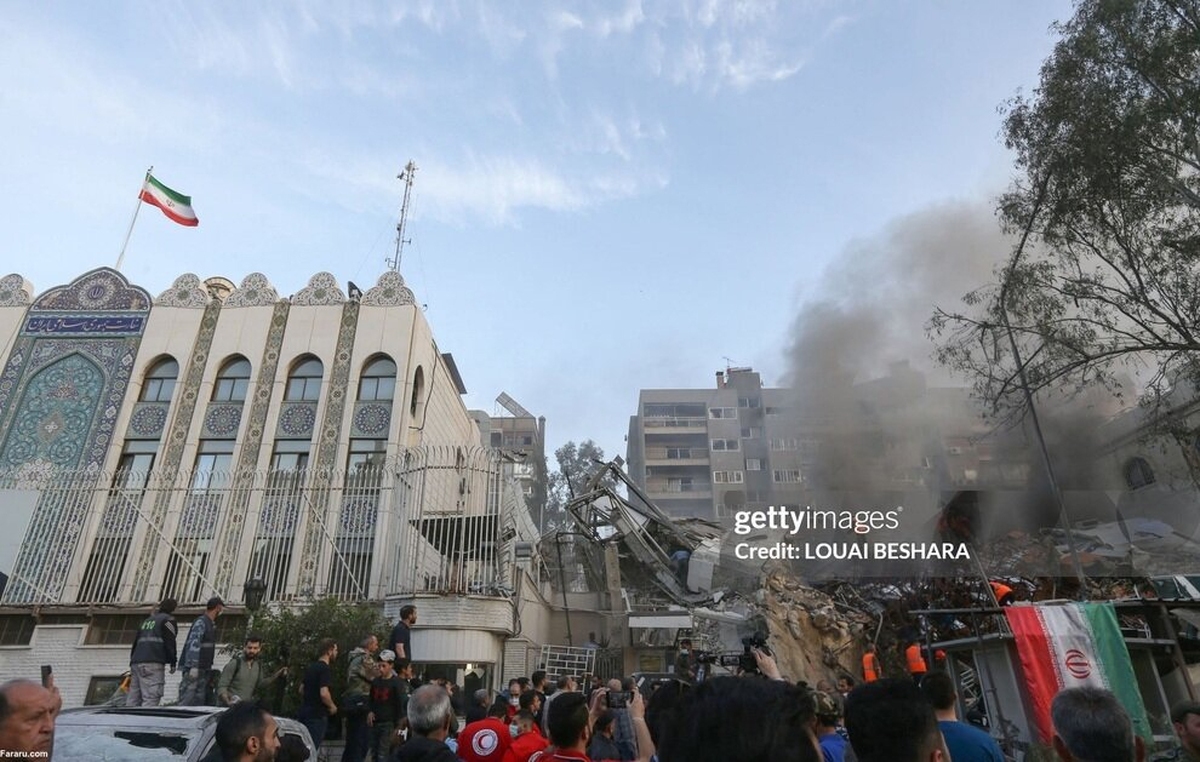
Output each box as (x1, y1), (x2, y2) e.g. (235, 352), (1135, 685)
(6, 597), (1200, 762)
(10, 636), (1196, 762)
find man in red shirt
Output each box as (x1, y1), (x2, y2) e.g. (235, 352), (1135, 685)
(545, 692), (594, 762)
(457, 702), (512, 762)
(504, 710), (550, 762)
(544, 688), (656, 762)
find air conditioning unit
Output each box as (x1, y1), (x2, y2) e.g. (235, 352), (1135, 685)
(947, 447), (963, 455)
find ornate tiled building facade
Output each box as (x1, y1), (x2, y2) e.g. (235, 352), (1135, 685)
(0, 268), (558, 713)
(0, 267), (481, 607)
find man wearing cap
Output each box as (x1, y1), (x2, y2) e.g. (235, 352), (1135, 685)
(1151, 701), (1200, 762)
(344, 634), (382, 762)
(814, 691), (847, 762)
(369, 650), (408, 762)
(179, 596), (224, 705)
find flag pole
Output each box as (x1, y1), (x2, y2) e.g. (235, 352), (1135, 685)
(115, 166), (152, 272)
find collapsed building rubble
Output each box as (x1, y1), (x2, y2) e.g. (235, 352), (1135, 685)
(549, 458), (1200, 760)
(557, 460), (888, 683)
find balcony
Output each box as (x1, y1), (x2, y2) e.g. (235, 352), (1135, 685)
(642, 417), (708, 432)
(644, 447), (709, 465)
(644, 479), (712, 499)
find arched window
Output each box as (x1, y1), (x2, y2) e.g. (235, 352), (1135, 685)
(213, 357), (251, 402)
(140, 357), (179, 402)
(1124, 457), (1155, 490)
(410, 366), (425, 416)
(358, 356), (397, 401)
(286, 356), (323, 401)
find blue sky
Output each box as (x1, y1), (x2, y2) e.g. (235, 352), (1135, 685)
(1, 1), (1072, 461)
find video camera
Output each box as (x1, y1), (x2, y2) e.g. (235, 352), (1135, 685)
(693, 633), (771, 677)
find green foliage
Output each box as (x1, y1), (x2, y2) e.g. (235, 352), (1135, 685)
(544, 440), (617, 530)
(931, 0), (1200, 425)
(221, 597), (390, 716)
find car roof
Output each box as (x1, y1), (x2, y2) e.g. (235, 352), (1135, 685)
(57, 705), (315, 762)
(57, 705), (223, 730)
(58, 706), (310, 736)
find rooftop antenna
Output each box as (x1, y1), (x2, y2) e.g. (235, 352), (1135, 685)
(386, 160), (418, 272)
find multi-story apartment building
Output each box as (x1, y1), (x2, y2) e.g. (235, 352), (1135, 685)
(626, 365), (1036, 523)
(470, 393), (547, 528)
(626, 368), (805, 520)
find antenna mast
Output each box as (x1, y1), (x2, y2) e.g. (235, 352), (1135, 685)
(387, 160), (418, 272)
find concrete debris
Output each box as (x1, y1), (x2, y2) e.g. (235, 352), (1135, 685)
(678, 562), (874, 685)
(562, 460), (1200, 688)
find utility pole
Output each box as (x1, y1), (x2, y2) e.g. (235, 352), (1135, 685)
(997, 171), (1088, 592)
(386, 160), (418, 272)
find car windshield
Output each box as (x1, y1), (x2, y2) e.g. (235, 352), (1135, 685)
(54, 725), (199, 760)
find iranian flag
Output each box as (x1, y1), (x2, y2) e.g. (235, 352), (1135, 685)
(1005, 603), (1151, 745)
(139, 174), (199, 226)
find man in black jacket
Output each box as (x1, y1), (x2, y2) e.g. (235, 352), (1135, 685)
(128, 598), (178, 706)
(179, 596), (224, 706)
(396, 684), (457, 762)
(465, 689), (490, 724)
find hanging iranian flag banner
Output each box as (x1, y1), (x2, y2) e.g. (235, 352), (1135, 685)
(1005, 602), (1151, 745)
(139, 174), (199, 226)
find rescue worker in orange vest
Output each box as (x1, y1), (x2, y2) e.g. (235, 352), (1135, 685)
(905, 640), (928, 685)
(990, 580), (1015, 606)
(861, 643), (881, 683)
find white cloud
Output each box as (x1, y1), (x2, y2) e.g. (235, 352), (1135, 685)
(714, 38), (805, 90)
(260, 12), (297, 89)
(0, 19), (224, 151)
(821, 14), (857, 40)
(589, 169), (668, 198)
(153, 5), (254, 78)
(290, 142), (663, 228)
(553, 10), (586, 31)
(639, 0), (822, 92)
(567, 107), (668, 163)
(595, 114), (633, 161)
(671, 40), (709, 88)
(595, 0), (646, 37)
(537, 9), (586, 79)
(476, 4), (528, 57)
(423, 155), (586, 224)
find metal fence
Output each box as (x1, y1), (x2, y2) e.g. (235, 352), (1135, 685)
(0, 446), (537, 606)
(392, 447), (524, 597)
